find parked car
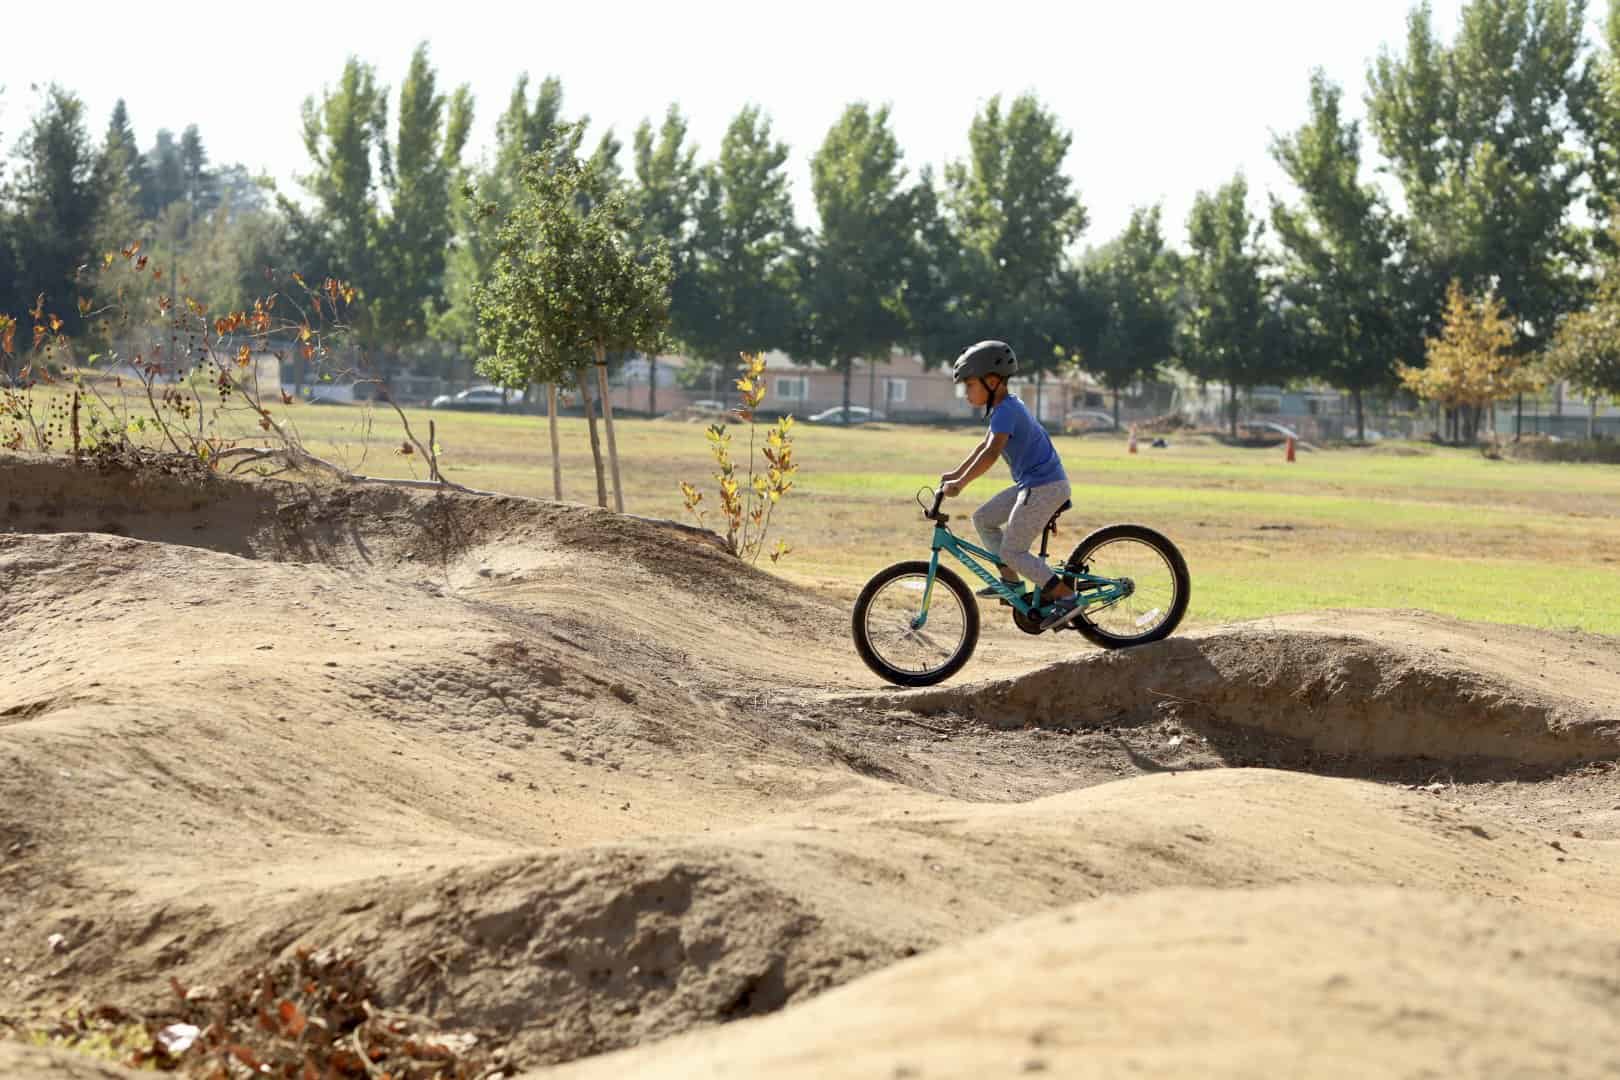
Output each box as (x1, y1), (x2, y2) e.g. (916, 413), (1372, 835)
(1062, 409), (1120, 433)
(430, 386), (524, 411)
(304, 384), (357, 406)
(807, 405), (887, 425)
(1238, 420), (1301, 441)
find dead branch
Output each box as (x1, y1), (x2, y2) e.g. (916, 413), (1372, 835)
(213, 444), (499, 495)
(365, 378), (442, 481)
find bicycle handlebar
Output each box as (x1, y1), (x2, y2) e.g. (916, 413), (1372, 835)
(924, 488), (949, 523)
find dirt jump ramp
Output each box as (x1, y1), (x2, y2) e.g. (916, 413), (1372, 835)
(531, 883), (1620, 1080)
(884, 614), (1620, 768)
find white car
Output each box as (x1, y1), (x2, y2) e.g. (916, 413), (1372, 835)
(807, 405), (886, 425)
(430, 386), (524, 411)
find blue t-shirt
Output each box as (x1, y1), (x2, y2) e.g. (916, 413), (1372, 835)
(989, 395), (1065, 489)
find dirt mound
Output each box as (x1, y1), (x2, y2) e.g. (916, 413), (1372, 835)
(535, 884), (1620, 1080)
(0, 450), (817, 614)
(11, 768), (1616, 1069)
(0, 1043), (141, 1079)
(8, 451), (1620, 1076)
(884, 611), (1620, 769)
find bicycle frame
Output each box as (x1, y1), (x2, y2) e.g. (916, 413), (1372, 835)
(914, 499), (1130, 628)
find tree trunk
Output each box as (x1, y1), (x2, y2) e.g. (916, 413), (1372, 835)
(1035, 368), (1045, 426)
(648, 354), (658, 416)
(867, 355), (877, 413)
(1591, 396), (1599, 441)
(1113, 388), (1121, 430)
(842, 359), (853, 420)
(547, 383), (562, 501)
(1228, 385), (1238, 438)
(576, 366), (609, 509)
(1354, 387), (1365, 442)
(595, 346), (624, 514)
(1514, 392), (1523, 441)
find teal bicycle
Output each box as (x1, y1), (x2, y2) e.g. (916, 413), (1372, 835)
(852, 488), (1190, 687)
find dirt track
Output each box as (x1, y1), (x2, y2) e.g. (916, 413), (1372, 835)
(3, 451), (1619, 1077)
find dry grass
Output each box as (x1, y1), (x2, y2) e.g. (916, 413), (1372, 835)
(13, 386), (1620, 634)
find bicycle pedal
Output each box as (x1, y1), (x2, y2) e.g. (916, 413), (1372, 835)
(1038, 599), (1086, 631)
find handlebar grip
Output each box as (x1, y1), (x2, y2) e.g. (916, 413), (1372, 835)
(927, 490), (946, 520)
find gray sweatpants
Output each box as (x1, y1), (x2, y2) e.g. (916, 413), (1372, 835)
(972, 479), (1073, 587)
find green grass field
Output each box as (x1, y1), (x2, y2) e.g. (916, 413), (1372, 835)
(17, 389), (1620, 634)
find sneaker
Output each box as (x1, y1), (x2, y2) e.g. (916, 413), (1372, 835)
(976, 580), (1023, 599)
(1038, 594), (1086, 631)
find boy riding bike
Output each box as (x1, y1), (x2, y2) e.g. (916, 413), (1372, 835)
(939, 339), (1083, 631)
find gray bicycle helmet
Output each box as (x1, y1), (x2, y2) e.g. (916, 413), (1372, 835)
(952, 340), (1017, 384)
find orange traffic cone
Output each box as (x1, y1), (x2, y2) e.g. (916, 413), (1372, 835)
(1128, 425), (1139, 455)
(1285, 435), (1296, 463)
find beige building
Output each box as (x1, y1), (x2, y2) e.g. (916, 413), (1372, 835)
(609, 350), (1096, 425)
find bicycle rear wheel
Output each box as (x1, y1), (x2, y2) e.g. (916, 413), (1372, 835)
(852, 561), (979, 687)
(1063, 524), (1189, 648)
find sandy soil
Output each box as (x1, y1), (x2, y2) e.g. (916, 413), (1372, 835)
(2, 450), (1618, 1077)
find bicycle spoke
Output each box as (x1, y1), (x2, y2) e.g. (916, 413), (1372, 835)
(1076, 538), (1179, 640)
(863, 573), (968, 675)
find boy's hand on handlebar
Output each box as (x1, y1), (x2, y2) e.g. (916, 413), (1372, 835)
(940, 476), (963, 498)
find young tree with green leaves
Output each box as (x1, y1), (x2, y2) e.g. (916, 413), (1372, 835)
(942, 93), (1087, 416)
(901, 169), (970, 366)
(1369, 0), (1587, 347)
(1272, 70), (1408, 441)
(1582, 2), (1620, 239)
(287, 57), (386, 329)
(683, 106), (799, 387)
(798, 103), (922, 417)
(373, 44), (473, 349)
(1547, 221), (1620, 438)
(290, 47), (471, 360)
(99, 100), (147, 209)
(179, 125), (211, 209)
(1180, 175), (1281, 436)
(88, 100), (147, 332)
(1082, 206), (1179, 428)
(628, 104), (701, 414)
(9, 85), (100, 337)
(436, 74), (581, 368)
(476, 128), (673, 511)
(140, 129), (184, 220)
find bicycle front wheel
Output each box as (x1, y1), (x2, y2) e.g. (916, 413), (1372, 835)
(851, 560), (980, 687)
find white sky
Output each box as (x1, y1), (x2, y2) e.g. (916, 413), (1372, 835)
(5, 0), (1605, 248)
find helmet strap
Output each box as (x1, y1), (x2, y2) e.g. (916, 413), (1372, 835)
(983, 373), (1008, 420)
